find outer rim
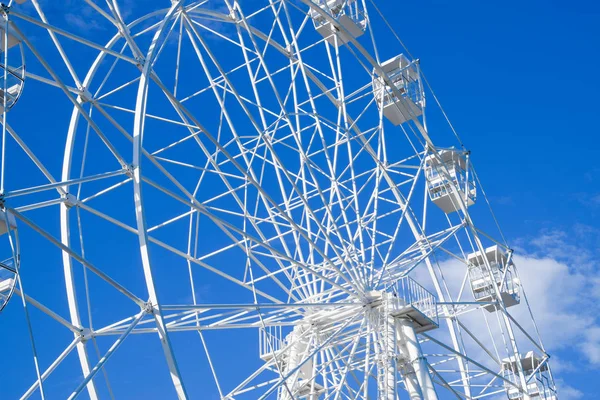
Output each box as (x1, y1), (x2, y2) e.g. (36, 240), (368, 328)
(57, 1), (529, 398)
(59, 2), (457, 397)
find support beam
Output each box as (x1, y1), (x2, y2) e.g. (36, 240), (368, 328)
(396, 318), (438, 400)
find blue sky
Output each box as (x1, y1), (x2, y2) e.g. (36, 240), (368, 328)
(0, 0), (598, 399)
(383, 0), (600, 229)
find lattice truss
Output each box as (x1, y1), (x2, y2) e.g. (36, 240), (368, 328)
(0, 1), (557, 399)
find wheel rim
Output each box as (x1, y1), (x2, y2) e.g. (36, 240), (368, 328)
(0, 1), (557, 399)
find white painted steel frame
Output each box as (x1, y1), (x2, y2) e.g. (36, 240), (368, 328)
(0, 1), (557, 399)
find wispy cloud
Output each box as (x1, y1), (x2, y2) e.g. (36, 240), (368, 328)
(64, 11), (106, 32)
(514, 253), (599, 362)
(573, 192), (600, 209)
(584, 167), (600, 183)
(516, 224), (600, 271)
(491, 195), (514, 206)
(510, 225), (600, 396)
(555, 379), (584, 400)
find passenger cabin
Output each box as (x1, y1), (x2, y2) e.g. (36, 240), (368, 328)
(502, 352), (557, 399)
(0, 273), (15, 310)
(0, 210), (17, 312)
(425, 149), (476, 214)
(467, 245), (520, 312)
(0, 25), (25, 113)
(372, 54), (424, 126)
(309, 0), (367, 46)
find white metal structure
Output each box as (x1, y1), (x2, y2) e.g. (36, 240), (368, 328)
(0, 22), (25, 113)
(0, 1), (558, 399)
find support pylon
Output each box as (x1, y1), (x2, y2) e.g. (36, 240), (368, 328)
(396, 318), (438, 400)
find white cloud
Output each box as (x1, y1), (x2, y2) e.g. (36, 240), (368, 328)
(17, 0), (112, 32)
(64, 12), (105, 32)
(513, 254), (598, 357)
(581, 327), (600, 365)
(513, 225), (600, 371)
(525, 231), (596, 271)
(555, 380), (584, 400)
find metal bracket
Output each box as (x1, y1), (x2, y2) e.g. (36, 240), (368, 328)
(143, 301), (155, 314)
(62, 193), (79, 208)
(124, 164), (135, 178)
(77, 87), (94, 104)
(135, 55), (146, 68)
(79, 327), (93, 342)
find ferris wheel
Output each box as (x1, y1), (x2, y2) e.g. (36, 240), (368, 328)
(0, 1), (559, 399)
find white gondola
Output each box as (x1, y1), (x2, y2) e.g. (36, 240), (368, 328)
(0, 209), (17, 312)
(425, 149), (475, 213)
(309, 0), (367, 46)
(0, 266), (15, 309)
(502, 352), (557, 399)
(467, 245), (520, 312)
(372, 54), (424, 126)
(0, 24), (25, 113)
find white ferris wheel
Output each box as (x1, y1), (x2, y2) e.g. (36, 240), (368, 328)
(0, 0), (559, 399)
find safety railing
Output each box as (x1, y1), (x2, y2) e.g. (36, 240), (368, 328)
(259, 325), (285, 359)
(380, 66), (422, 107)
(504, 372), (556, 399)
(0, 65), (24, 110)
(389, 276), (438, 324)
(0, 258), (17, 310)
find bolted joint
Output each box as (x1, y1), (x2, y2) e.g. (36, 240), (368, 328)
(284, 44), (294, 57)
(143, 301), (155, 314)
(229, 7), (240, 22)
(410, 355), (428, 364)
(135, 55), (146, 68)
(399, 364), (418, 377)
(123, 164), (135, 177)
(77, 87), (93, 104)
(396, 357), (412, 371)
(62, 193), (79, 208)
(79, 327), (93, 342)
